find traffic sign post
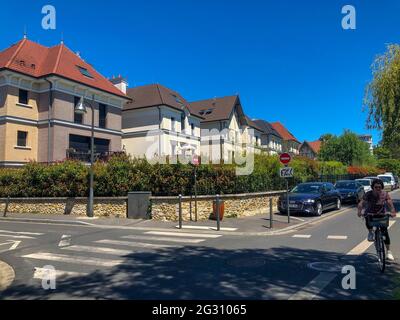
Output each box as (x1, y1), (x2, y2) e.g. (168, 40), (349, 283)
(192, 155), (200, 222)
(279, 153), (292, 224)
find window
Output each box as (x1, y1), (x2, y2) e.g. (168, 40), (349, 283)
(19, 89), (28, 105)
(74, 97), (83, 124)
(99, 104), (107, 128)
(17, 131), (28, 147)
(172, 94), (184, 105)
(191, 123), (195, 136)
(199, 109), (214, 116)
(77, 66), (93, 78)
(181, 114), (185, 132)
(171, 117), (176, 132)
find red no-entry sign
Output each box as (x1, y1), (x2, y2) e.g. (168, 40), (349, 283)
(280, 153), (292, 165)
(192, 155), (200, 166)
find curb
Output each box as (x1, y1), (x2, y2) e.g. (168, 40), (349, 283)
(0, 217), (93, 226)
(0, 260), (15, 293)
(0, 206), (354, 236)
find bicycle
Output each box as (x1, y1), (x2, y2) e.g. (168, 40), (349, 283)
(363, 213), (391, 273)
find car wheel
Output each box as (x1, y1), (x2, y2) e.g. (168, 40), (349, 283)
(336, 198), (341, 210)
(315, 201), (323, 216)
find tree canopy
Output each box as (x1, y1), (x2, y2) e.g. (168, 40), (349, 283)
(364, 44), (400, 158)
(318, 130), (374, 166)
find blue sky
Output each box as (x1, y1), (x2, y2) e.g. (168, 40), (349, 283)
(1, 0), (399, 145)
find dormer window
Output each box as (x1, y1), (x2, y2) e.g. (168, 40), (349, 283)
(19, 60), (25, 67)
(172, 94), (184, 105)
(77, 66), (93, 78)
(199, 109), (214, 116)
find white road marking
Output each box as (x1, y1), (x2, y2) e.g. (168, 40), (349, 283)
(0, 234), (35, 239)
(33, 268), (88, 279)
(290, 217), (306, 222)
(176, 225), (238, 231)
(22, 252), (123, 267)
(327, 236), (348, 240)
(347, 220), (396, 256)
(58, 235), (72, 247)
(122, 235), (206, 244)
(145, 231), (222, 238)
(62, 245), (132, 256)
(289, 272), (337, 300)
(0, 240), (21, 252)
(95, 239), (182, 249)
(0, 230), (43, 236)
(292, 235), (311, 239)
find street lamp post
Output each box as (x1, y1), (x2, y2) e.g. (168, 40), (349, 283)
(75, 94), (95, 218)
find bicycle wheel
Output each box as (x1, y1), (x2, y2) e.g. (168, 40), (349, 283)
(375, 229), (386, 273)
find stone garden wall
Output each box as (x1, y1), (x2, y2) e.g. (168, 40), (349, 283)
(0, 191), (284, 221)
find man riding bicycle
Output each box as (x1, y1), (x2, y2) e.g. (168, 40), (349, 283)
(357, 179), (397, 261)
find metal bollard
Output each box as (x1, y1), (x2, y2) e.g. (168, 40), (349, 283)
(178, 194), (183, 229)
(190, 194), (193, 221)
(216, 194), (221, 231)
(269, 198), (273, 229)
(3, 196), (10, 217)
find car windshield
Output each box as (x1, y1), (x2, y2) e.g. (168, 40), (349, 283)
(356, 180), (370, 186)
(379, 176), (391, 183)
(335, 182), (356, 189)
(291, 184), (321, 194)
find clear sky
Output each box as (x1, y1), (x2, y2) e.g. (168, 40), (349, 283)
(1, 0), (399, 145)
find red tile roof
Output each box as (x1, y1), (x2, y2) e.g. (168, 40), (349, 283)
(271, 122), (300, 143)
(0, 39), (127, 99)
(307, 140), (322, 154)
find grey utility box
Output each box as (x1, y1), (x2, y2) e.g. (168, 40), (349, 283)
(127, 192), (152, 219)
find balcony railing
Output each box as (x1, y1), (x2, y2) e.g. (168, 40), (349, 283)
(66, 150), (125, 162)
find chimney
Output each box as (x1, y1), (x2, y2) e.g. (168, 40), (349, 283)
(110, 75), (128, 94)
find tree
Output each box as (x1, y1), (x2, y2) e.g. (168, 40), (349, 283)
(364, 44), (400, 158)
(319, 130), (374, 166)
(373, 145), (392, 159)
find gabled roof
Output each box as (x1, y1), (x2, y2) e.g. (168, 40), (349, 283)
(190, 95), (245, 123)
(301, 140), (322, 154)
(271, 122), (300, 143)
(252, 119), (283, 138)
(124, 84), (203, 119)
(244, 116), (264, 132)
(0, 38), (128, 99)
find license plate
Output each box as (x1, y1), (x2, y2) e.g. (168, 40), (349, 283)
(289, 204), (298, 208)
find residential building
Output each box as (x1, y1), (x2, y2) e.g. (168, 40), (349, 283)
(299, 140), (322, 160)
(358, 134), (373, 154)
(122, 84), (202, 159)
(0, 38), (129, 167)
(270, 122), (301, 155)
(190, 95), (262, 163)
(252, 119), (283, 155)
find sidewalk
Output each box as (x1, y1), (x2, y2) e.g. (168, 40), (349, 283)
(0, 208), (350, 235)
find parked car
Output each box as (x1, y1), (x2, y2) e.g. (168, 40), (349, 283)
(278, 182), (341, 216)
(334, 180), (365, 204)
(377, 174), (395, 191)
(355, 178), (372, 193)
(395, 176), (399, 189)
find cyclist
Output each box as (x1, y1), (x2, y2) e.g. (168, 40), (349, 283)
(357, 179), (397, 261)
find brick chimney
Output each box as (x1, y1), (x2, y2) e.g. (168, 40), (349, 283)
(110, 75), (128, 94)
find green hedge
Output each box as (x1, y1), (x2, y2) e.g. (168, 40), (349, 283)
(0, 153), (387, 198)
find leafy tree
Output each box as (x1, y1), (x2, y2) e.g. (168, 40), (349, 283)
(319, 130), (374, 166)
(364, 44), (400, 158)
(373, 145), (392, 159)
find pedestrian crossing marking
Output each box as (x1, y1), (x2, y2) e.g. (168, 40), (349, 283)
(145, 231), (222, 238)
(292, 235), (311, 239)
(58, 235), (72, 247)
(0, 234), (36, 239)
(95, 239), (182, 249)
(327, 235), (348, 240)
(122, 235), (206, 244)
(62, 245), (132, 256)
(33, 267), (88, 279)
(0, 230), (44, 236)
(177, 225), (237, 231)
(22, 252), (123, 267)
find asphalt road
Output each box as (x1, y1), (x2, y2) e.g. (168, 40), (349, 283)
(1, 189), (400, 300)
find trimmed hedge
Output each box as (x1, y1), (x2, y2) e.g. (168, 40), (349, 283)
(0, 153), (390, 198)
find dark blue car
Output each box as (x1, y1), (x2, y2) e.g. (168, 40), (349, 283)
(334, 180), (365, 204)
(278, 182), (342, 216)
